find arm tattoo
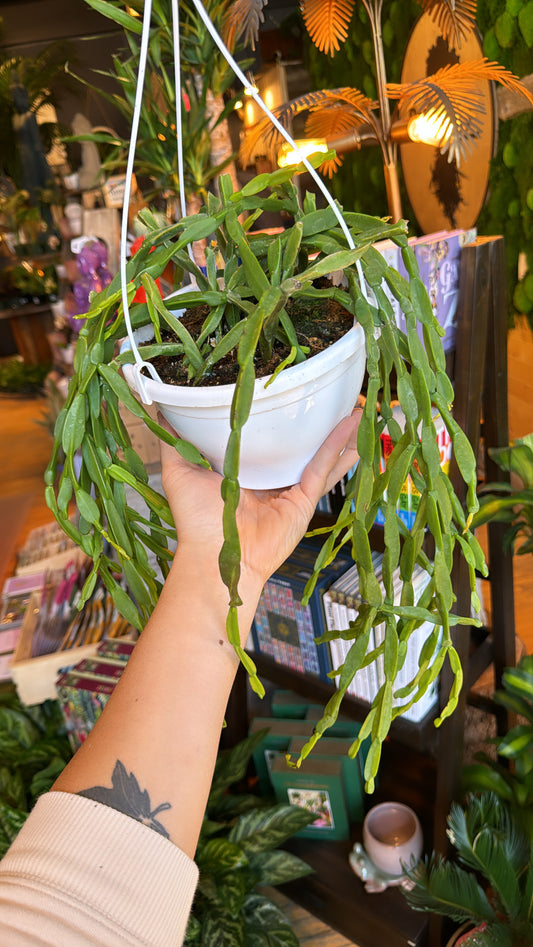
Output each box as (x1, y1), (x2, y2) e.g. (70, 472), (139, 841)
(78, 760), (171, 838)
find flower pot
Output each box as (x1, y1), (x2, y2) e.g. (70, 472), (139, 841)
(446, 923), (485, 946)
(121, 320), (366, 490)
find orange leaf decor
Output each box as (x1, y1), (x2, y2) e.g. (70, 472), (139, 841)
(223, 0), (267, 51)
(301, 0), (356, 56)
(420, 0), (477, 48)
(388, 58), (533, 164)
(239, 87), (377, 168)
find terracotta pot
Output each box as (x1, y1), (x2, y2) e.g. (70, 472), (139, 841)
(446, 922), (485, 946)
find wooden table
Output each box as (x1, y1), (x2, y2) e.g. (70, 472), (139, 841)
(0, 302), (54, 364)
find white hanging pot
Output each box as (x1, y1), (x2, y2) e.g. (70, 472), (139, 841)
(121, 319), (366, 490)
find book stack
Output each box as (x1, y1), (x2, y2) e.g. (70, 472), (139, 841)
(249, 690), (369, 841)
(55, 639), (134, 749)
(251, 540), (353, 682)
(374, 227), (477, 353)
(323, 556), (439, 723)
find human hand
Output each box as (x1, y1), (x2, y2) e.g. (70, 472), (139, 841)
(160, 407), (361, 600)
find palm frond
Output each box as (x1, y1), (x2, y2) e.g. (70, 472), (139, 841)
(449, 794), (526, 872)
(419, 0), (477, 49)
(223, 0), (267, 51)
(405, 854), (497, 923)
(388, 59), (533, 165)
(304, 104), (373, 176)
(301, 0), (356, 56)
(239, 88), (376, 168)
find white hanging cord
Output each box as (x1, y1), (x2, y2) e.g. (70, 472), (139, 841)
(188, 0), (368, 297)
(171, 0), (196, 269)
(119, 0), (162, 402)
(171, 0), (187, 221)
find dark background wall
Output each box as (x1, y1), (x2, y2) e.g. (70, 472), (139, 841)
(0, 0), (127, 133)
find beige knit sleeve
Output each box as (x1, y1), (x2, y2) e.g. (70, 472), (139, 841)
(0, 791), (199, 945)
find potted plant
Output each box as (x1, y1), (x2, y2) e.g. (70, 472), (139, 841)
(402, 791), (533, 946)
(473, 432), (533, 556)
(44, 158), (486, 790)
(186, 728), (314, 945)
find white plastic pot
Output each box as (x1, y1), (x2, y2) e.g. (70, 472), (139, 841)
(121, 321), (366, 490)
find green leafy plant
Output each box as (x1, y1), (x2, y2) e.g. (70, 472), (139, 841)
(68, 0), (248, 212)
(462, 653), (533, 835)
(403, 791), (533, 947)
(185, 729), (314, 945)
(0, 356), (50, 395)
(473, 433), (533, 555)
(45, 162), (486, 791)
(0, 690), (72, 857)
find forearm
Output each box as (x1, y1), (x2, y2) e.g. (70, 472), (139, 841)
(52, 548), (263, 858)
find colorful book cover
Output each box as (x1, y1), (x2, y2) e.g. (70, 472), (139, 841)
(72, 658), (126, 680)
(270, 755), (350, 840)
(374, 405), (452, 530)
(55, 672), (116, 750)
(412, 228), (477, 352)
(96, 639), (136, 662)
(251, 541), (353, 682)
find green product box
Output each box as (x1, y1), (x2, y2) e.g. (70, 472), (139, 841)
(270, 755), (350, 840)
(288, 736), (365, 823)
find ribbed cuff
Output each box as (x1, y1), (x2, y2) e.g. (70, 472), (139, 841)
(0, 791), (199, 945)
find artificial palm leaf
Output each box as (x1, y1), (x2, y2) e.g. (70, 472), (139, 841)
(405, 854), (497, 923)
(239, 87), (377, 168)
(223, 0), (267, 51)
(420, 0), (477, 48)
(387, 59), (533, 164)
(301, 0), (356, 56)
(304, 103), (373, 176)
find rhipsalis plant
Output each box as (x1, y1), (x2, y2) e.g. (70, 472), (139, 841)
(46, 167), (486, 790)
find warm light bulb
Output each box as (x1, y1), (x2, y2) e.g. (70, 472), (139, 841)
(407, 109), (453, 147)
(278, 139), (329, 168)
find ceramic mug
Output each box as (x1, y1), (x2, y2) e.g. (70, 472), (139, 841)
(363, 801), (423, 876)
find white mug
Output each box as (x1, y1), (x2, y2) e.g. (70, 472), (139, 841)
(363, 801), (423, 876)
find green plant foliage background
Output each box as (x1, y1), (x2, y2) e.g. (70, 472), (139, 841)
(477, 0), (533, 328)
(304, 0), (533, 329)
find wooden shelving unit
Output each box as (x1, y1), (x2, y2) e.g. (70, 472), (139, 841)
(227, 236), (517, 947)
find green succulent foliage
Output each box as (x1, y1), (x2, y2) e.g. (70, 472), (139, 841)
(473, 432), (533, 555)
(404, 792), (533, 947)
(46, 164), (485, 792)
(462, 653), (533, 834)
(185, 729), (314, 946)
(0, 690), (72, 857)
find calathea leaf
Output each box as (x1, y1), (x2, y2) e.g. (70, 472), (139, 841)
(196, 837), (246, 875)
(228, 805), (314, 854)
(0, 801), (28, 854)
(201, 909), (245, 947)
(242, 893), (299, 946)
(247, 848), (314, 885)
